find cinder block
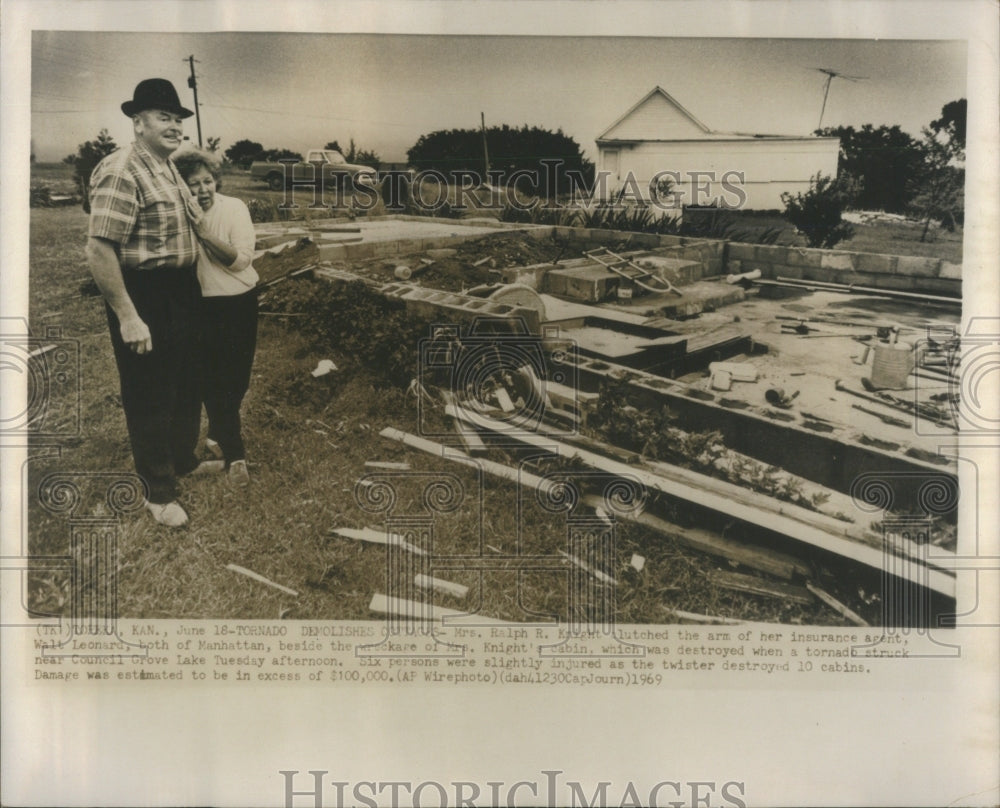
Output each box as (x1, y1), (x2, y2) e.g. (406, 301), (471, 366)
(802, 266), (833, 282)
(915, 277), (961, 297)
(820, 252), (854, 271)
(895, 255), (942, 278)
(726, 259), (742, 275)
(833, 270), (865, 286)
(344, 242), (376, 259)
(545, 265), (618, 302)
(372, 240), (399, 257)
(939, 261), (962, 280)
(754, 245), (785, 263)
(396, 238), (423, 255)
(783, 248), (823, 268)
(778, 264), (804, 280)
(870, 273), (919, 292)
(854, 253), (897, 275)
(727, 242), (756, 261)
(317, 243), (347, 261)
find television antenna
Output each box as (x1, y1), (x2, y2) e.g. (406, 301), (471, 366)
(814, 67), (868, 130)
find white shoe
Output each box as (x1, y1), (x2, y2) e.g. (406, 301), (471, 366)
(205, 438), (223, 459)
(189, 460), (225, 476)
(228, 460), (250, 487)
(145, 500), (188, 527)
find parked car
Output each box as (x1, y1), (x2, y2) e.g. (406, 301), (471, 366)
(249, 149), (378, 191)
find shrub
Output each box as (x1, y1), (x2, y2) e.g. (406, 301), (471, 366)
(67, 129), (118, 213)
(30, 184), (53, 208)
(264, 278), (433, 387)
(781, 173), (854, 248)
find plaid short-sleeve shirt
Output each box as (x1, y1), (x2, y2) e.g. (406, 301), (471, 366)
(88, 140), (203, 272)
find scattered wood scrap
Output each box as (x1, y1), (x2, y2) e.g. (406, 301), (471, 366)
(447, 407), (954, 598)
(379, 427), (553, 494)
(330, 526), (426, 555)
(415, 574), (469, 599)
(369, 593), (506, 624)
(663, 608), (748, 625)
(364, 461), (411, 470)
(708, 570), (813, 605)
(225, 564), (299, 597)
(440, 391), (487, 455)
(559, 550), (617, 586)
(582, 494), (809, 581)
(806, 582), (870, 626)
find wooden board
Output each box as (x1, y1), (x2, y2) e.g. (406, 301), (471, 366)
(708, 570), (813, 605)
(446, 407), (954, 598)
(582, 494), (810, 581)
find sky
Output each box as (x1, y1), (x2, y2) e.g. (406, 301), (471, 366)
(32, 32), (966, 164)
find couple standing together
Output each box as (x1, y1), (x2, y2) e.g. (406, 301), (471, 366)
(86, 78), (259, 527)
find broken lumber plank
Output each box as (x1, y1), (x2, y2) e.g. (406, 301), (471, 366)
(330, 526), (426, 556)
(452, 419), (487, 454)
(663, 608), (749, 625)
(582, 494), (810, 581)
(225, 564), (299, 597)
(448, 407), (954, 598)
(806, 582), (870, 627)
(505, 409), (867, 545)
(415, 574), (469, 599)
(379, 427), (554, 493)
(440, 390), (488, 454)
(364, 460), (411, 470)
(368, 593), (506, 624)
(310, 225), (362, 233)
(772, 275), (960, 306)
(494, 386), (516, 412)
(558, 550), (617, 586)
(708, 570), (813, 605)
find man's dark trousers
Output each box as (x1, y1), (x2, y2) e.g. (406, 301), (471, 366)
(105, 265), (202, 504)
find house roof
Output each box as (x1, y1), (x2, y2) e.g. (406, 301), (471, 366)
(596, 86), (835, 145)
(597, 86), (712, 141)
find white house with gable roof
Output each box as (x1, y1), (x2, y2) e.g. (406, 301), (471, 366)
(595, 87), (840, 210)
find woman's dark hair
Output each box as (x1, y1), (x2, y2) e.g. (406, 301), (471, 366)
(173, 148), (223, 191)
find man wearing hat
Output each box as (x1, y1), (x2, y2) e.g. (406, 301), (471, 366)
(86, 78), (217, 527)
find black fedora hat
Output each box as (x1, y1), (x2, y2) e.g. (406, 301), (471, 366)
(121, 78), (194, 119)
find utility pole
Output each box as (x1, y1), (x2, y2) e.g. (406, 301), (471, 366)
(480, 111), (490, 185)
(186, 55), (203, 147)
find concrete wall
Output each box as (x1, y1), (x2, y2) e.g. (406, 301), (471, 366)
(726, 242), (962, 298)
(549, 226), (725, 277)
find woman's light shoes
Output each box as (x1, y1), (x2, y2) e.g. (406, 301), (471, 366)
(228, 460), (250, 487)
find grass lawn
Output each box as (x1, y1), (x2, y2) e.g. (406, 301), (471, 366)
(23, 161), (947, 625)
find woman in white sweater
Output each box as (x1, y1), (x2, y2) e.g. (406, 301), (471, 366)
(174, 150), (259, 486)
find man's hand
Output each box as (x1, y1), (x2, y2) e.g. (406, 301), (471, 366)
(86, 237), (154, 354)
(119, 316), (153, 354)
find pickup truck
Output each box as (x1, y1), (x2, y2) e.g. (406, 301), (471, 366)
(249, 149), (378, 191)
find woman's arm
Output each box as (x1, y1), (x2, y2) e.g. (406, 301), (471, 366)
(196, 197), (255, 272)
